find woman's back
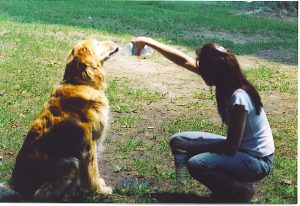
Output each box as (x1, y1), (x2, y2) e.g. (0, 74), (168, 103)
(230, 89), (274, 157)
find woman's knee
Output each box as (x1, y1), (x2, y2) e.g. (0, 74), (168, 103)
(169, 135), (177, 144)
(170, 132), (185, 142)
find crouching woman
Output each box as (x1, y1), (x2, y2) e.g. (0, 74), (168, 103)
(132, 37), (275, 203)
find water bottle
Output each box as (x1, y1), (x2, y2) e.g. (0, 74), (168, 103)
(123, 43), (154, 56)
(123, 43), (134, 55)
(174, 150), (189, 185)
(139, 45), (154, 56)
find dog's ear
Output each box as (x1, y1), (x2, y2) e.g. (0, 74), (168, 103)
(77, 46), (99, 69)
(63, 47), (99, 83)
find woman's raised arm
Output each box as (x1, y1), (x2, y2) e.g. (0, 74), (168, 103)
(131, 37), (198, 74)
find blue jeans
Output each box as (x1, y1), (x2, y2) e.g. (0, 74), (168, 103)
(171, 131), (274, 184)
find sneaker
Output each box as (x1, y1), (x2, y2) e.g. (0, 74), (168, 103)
(209, 183), (255, 203)
(230, 183), (255, 203)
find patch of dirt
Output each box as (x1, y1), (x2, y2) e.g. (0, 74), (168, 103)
(237, 54), (297, 70)
(254, 48), (298, 65)
(262, 91), (297, 118)
(194, 30), (278, 44)
(0, 42), (17, 63)
(35, 30), (123, 43)
(0, 29), (11, 36)
(0, 55), (5, 62)
(236, 3), (298, 23)
(155, 29), (279, 45)
(0, 42), (17, 51)
(0, 151), (17, 164)
(107, 48), (205, 99)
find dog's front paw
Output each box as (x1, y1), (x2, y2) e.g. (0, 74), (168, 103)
(100, 185), (113, 194)
(98, 178), (112, 194)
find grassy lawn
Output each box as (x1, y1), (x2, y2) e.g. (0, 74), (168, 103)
(0, 1), (297, 204)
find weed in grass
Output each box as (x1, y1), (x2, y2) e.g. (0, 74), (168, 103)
(114, 165), (128, 173)
(115, 104), (129, 113)
(132, 126), (146, 135)
(193, 90), (214, 100)
(112, 103), (142, 114)
(151, 133), (159, 140)
(118, 139), (145, 153)
(114, 115), (139, 128)
(133, 158), (152, 178)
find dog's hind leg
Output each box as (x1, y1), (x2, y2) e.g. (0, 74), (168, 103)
(33, 157), (80, 202)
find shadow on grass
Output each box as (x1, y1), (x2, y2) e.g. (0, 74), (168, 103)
(151, 192), (211, 203)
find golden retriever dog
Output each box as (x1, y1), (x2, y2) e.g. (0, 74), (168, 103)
(5, 39), (118, 201)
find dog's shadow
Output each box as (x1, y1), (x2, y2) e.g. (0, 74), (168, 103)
(151, 192), (211, 203)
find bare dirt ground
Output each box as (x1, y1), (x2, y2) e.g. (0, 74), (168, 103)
(99, 45), (297, 188)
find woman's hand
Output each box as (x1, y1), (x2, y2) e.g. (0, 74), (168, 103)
(170, 136), (192, 152)
(131, 37), (151, 55)
(170, 137), (207, 158)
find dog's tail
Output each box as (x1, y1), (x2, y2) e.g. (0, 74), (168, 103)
(0, 183), (24, 202)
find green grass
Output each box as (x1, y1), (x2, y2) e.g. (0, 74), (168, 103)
(0, 1), (297, 204)
(107, 77), (163, 113)
(0, 162), (14, 181)
(118, 139), (145, 153)
(193, 90), (215, 100)
(0, 1), (297, 56)
(245, 66), (298, 94)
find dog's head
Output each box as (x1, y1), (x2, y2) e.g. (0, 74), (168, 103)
(63, 39), (119, 89)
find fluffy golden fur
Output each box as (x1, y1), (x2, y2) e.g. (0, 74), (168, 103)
(8, 39), (118, 201)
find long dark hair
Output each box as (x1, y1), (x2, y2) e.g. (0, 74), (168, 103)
(196, 43), (262, 123)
